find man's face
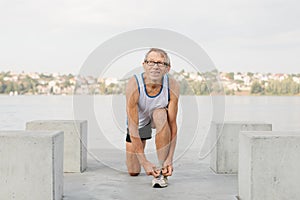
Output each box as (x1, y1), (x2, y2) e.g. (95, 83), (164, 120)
(142, 51), (170, 82)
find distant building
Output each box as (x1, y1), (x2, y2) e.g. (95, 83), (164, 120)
(105, 77), (118, 86)
(189, 72), (203, 81)
(293, 77), (300, 84)
(243, 76), (251, 86)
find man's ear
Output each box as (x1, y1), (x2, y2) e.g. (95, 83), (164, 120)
(166, 66), (171, 73)
(142, 62), (146, 71)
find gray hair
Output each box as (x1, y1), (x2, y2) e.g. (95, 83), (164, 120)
(144, 48), (171, 66)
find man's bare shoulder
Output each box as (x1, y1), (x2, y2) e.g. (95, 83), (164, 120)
(126, 76), (139, 103)
(168, 76), (180, 98)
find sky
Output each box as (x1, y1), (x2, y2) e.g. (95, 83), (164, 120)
(0, 0), (299, 76)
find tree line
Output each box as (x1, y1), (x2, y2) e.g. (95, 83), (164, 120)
(1, 71), (300, 96)
(251, 79), (300, 95)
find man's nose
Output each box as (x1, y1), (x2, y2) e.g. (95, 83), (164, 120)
(153, 63), (160, 69)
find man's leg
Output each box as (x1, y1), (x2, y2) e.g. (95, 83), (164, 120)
(126, 140), (146, 176)
(152, 108), (171, 168)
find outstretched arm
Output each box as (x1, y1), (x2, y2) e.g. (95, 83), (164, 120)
(163, 77), (180, 176)
(126, 77), (160, 177)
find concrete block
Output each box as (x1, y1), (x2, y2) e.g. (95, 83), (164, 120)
(0, 131), (64, 200)
(238, 131), (300, 200)
(26, 120), (87, 173)
(210, 121), (272, 174)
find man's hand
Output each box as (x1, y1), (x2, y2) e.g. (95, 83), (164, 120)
(162, 159), (173, 177)
(142, 161), (160, 177)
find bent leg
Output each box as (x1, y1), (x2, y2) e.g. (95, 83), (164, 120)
(152, 108), (171, 168)
(126, 140), (146, 176)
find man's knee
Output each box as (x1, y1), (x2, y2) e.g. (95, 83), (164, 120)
(128, 172), (140, 176)
(152, 108), (167, 124)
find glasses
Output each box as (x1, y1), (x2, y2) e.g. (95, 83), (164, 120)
(144, 60), (169, 68)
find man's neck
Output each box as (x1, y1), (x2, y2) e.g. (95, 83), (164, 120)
(143, 74), (163, 86)
(146, 82), (161, 89)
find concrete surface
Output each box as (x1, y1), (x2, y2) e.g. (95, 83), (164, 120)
(63, 148), (238, 200)
(26, 120), (88, 173)
(0, 130), (64, 200)
(239, 131), (300, 200)
(210, 122), (272, 174)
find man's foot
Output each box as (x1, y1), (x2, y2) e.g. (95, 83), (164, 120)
(152, 173), (168, 188)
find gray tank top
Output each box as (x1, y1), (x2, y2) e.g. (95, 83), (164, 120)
(134, 73), (170, 129)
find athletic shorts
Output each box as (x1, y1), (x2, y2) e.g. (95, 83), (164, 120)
(126, 122), (152, 143)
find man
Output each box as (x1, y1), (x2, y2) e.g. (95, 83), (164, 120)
(125, 48), (180, 188)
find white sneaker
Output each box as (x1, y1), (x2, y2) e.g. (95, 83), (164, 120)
(152, 173), (168, 188)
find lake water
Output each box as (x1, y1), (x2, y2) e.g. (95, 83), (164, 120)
(1, 95), (299, 128)
(1, 95), (299, 167)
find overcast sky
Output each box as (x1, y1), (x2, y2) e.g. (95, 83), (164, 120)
(0, 0), (299, 75)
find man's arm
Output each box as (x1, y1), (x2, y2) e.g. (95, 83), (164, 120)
(126, 77), (159, 177)
(163, 77), (180, 176)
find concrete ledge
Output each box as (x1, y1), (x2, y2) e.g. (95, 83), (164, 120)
(210, 121), (272, 174)
(239, 131), (300, 200)
(0, 130), (64, 200)
(26, 120), (87, 173)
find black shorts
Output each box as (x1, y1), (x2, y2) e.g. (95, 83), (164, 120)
(126, 122), (152, 143)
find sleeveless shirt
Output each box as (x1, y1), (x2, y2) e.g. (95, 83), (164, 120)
(134, 73), (170, 129)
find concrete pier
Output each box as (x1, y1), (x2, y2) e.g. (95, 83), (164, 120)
(210, 121), (272, 174)
(238, 131), (300, 200)
(63, 148), (238, 200)
(0, 131), (64, 200)
(26, 120), (87, 173)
